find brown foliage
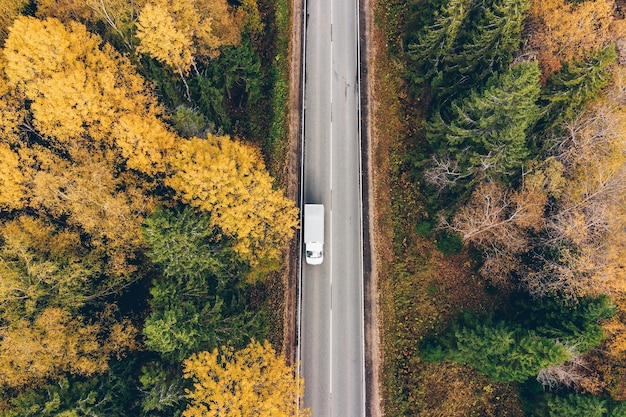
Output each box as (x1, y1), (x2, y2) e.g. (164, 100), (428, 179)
(449, 181), (546, 249)
(445, 180), (547, 285)
(533, 68), (626, 298)
(417, 362), (525, 417)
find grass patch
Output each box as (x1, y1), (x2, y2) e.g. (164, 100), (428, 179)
(265, 0), (291, 183)
(246, 0), (291, 352)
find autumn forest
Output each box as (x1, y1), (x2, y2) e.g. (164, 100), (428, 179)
(0, 0), (306, 415)
(375, 0), (626, 414)
(1, 0), (626, 414)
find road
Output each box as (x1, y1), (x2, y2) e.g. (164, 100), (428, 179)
(299, 0), (364, 415)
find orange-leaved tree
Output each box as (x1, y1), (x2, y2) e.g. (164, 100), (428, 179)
(445, 179), (547, 286)
(183, 340), (309, 417)
(535, 68), (626, 298)
(524, 0), (614, 78)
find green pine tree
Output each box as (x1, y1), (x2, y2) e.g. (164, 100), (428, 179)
(142, 207), (266, 362)
(612, 403), (626, 417)
(427, 62), (541, 182)
(407, 0), (468, 84)
(546, 394), (608, 417)
(0, 364), (139, 417)
(458, 0), (529, 81)
(540, 45), (618, 130)
(429, 0), (529, 99)
(515, 294), (615, 354)
(448, 318), (571, 383)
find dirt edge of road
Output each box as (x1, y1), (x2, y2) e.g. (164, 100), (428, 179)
(360, 0), (383, 416)
(284, 0), (303, 368)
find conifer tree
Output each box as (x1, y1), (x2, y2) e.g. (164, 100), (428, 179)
(142, 208), (265, 361)
(546, 394), (608, 417)
(457, 0), (529, 81)
(515, 295), (615, 353)
(427, 0), (529, 99)
(427, 62), (541, 182)
(446, 318), (571, 383)
(541, 45), (617, 129)
(407, 0), (468, 84)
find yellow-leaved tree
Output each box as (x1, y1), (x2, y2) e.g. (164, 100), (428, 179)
(0, 0), (28, 40)
(35, 0), (146, 49)
(2, 15), (297, 271)
(0, 16), (162, 387)
(3, 16), (177, 175)
(0, 142), (25, 209)
(166, 134), (299, 264)
(183, 340), (310, 417)
(136, 0), (244, 74)
(535, 70), (626, 298)
(0, 216), (103, 319)
(0, 307), (136, 388)
(136, 1), (194, 73)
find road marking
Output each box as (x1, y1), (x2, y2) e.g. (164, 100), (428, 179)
(329, 0), (334, 412)
(296, 0), (307, 414)
(354, 0), (367, 413)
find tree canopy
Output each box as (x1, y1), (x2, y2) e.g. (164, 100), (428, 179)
(426, 62), (541, 184)
(183, 341), (310, 417)
(0, 5), (296, 411)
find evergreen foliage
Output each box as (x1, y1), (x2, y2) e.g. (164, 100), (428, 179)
(0, 0), (289, 414)
(427, 62), (541, 184)
(408, 0), (529, 100)
(546, 394), (608, 417)
(407, 0), (468, 84)
(0, 364), (138, 417)
(172, 106), (208, 138)
(424, 294), (614, 383)
(428, 314), (571, 383)
(142, 207), (229, 283)
(453, 0), (529, 88)
(540, 45), (618, 130)
(142, 207), (266, 362)
(139, 362), (186, 416)
(514, 294), (615, 353)
(191, 40), (263, 133)
(384, 0), (626, 411)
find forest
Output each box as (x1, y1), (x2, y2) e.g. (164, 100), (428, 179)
(373, 0), (626, 414)
(0, 0), (308, 415)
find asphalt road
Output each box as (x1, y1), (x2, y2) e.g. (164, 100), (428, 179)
(299, 0), (365, 415)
